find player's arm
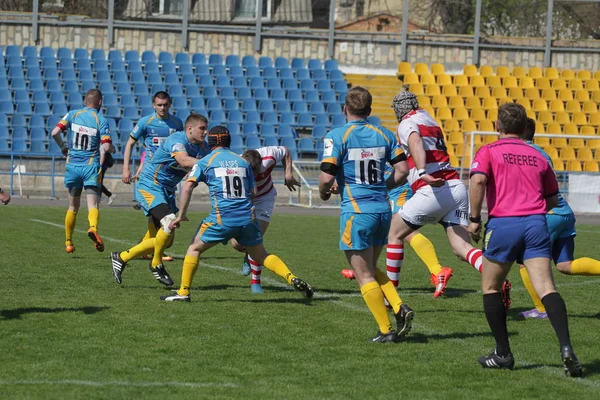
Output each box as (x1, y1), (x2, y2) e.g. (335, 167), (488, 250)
(170, 163), (201, 230)
(51, 114), (70, 156)
(542, 160), (560, 211)
(406, 131), (444, 187)
(386, 146), (409, 190)
(174, 152), (202, 169)
(280, 146), (301, 191)
(319, 135), (341, 201)
(99, 119), (112, 167)
(123, 120), (146, 184)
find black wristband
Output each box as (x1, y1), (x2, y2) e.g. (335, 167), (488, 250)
(469, 216), (481, 223)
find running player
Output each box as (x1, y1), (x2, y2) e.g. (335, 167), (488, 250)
(388, 91), (510, 304)
(319, 86), (414, 343)
(231, 146), (301, 294)
(110, 114), (209, 286)
(468, 103), (581, 377)
(160, 126), (314, 302)
(518, 118), (600, 319)
(50, 89), (112, 253)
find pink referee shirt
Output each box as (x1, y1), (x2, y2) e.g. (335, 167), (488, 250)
(470, 138), (559, 217)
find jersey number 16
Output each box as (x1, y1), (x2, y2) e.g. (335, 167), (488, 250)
(356, 159), (379, 185)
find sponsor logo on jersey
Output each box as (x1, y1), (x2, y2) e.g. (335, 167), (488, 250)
(323, 139), (334, 157)
(360, 149), (375, 159)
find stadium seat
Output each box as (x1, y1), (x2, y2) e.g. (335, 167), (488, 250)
(12, 139), (28, 153)
(245, 135), (261, 149)
(584, 161), (599, 172)
(291, 58), (304, 70)
(30, 139), (47, 153)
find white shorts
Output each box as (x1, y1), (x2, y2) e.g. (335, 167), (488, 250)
(253, 195), (276, 222)
(398, 179), (468, 228)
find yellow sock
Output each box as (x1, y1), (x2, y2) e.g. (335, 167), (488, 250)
(264, 254), (296, 285)
(142, 221), (158, 241)
(374, 269), (403, 314)
(519, 266), (546, 313)
(571, 258), (600, 276)
(120, 239), (156, 263)
(178, 255), (199, 296)
(88, 207), (99, 231)
(409, 233), (443, 275)
(152, 229), (173, 267)
(360, 281), (392, 334)
(65, 210), (77, 243)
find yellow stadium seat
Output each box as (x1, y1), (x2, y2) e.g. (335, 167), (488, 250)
(560, 146), (577, 161)
(403, 72), (420, 85)
(584, 161), (599, 172)
(555, 111), (571, 125)
(525, 87), (540, 99)
(486, 76), (503, 88)
(583, 100), (597, 114)
(513, 66), (527, 78)
(463, 64), (478, 77)
(436, 74), (453, 86)
(535, 121), (546, 133)
(528, 67), (543, 79)
(558, 88), (574, 101)
(471, 108), (487, 122)
(552, 79), (567, 89)
(575, 90), (590, 102)
(564, 123), (579, 135)
(549, 99), (565, 112)
(545, 67), (559, 80)
(465, 95), (480, 110)
(417, 95), (431, 107)
(542, 145), (559, 159)
(593, 90), (600, 103)
(590, 138), (600, 150)
(572, 112), (589, 126)
(578, 148), (593, 161)
(567, 160), (582, 172)
(541, 88), (557, 100)
(516, 98), (531, 110)
(449, 154), (460, 168)
(508, 87), (523, 99)
(586, 79), (600, 91)
(459, 86), (474, 97)
(526, 109), (536, 119)
(446, 142), (455, 155)
(536, 77), (551, 89)
(483, 97), (498, 110)
(535, 135), (551, 147)
(581, 125), (595, 135)
(479, 120), (495, 131)
(462, 119), (478, 132)
(442, 84), (458, 97)
(561, 70), (575, 81)
(431, 63), (445, 76)
(571, 136), (585, 149)
(487, 109), (498, 121)
(397, 62), (412, 75)
(553, 159), (565, 171)
(492, 86), (507, 98)
(455, 142), (465, 156)
(426, 83), (441, 96)
(469, 75), (485, 88)
(498, 98), (513, 106)
(421, 74), (437, 85)
(423, 105), (436, 116)
(448, 131), (464, 144)
(414, 63), (429, 75)
(503, 76), (519, 89)
(432, 95), (448, 108)
(520, 76), (535, 89)
(444, 119), (460, 132)
(453, 75), (470, 87)
(589, 113), (600, 126)
(409, 83), (424, 95)
(449, 95), (465, 108)
(577, 70), (591, 81)
(453, 107), (470, 121)
(437, 107), (453, 121)
(475, 86), (491, 98)
(566, 100), (581, 113)
(595, 71), (600, 80)
(547, 122), (562, 134)
(537, 110), (553, 124)
(569, 79), (583, 90)
(533, 99), (548, 112)
(496, 66), (510, 77)
(479, 65), (494, 77)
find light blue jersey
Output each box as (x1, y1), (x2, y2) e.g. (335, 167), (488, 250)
(131, 113), (183, 159)
(188, 148), (256, 226)
(58, 107), (111, 165)
(385, 164), (413, 213)
(321, 120), (406, 214)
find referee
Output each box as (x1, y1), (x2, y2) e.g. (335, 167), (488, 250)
(468, 103), (582, 377)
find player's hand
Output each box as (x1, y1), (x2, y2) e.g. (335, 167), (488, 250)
(329, 182), (340, 195)
(169, 215), (189, 231)
(467, 222), (482, 243)
(421, 174), (445, 187)
(61, 147), (69, 157)
(320, 190), (331, 201)
(122, 170), (132, 184)
(284, 175), (301, 191)
(0, 192), (11, 205)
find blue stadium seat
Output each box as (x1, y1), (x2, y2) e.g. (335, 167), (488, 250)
(30, 126), (46, 140)
(308, 59), (322, 70)
(260, 124), (277, 138)
(147, 72), (163, 85)
(0, 140), (9, 152)
(333, 80), (348, 93)
(150, 83), (166, 94)
(0, 102), (14, 114)
(215, 76), (231, 88)
(194, 64), (210, 77)
(259, 100), (274, 113)
(266, 78), (281, 90)
(67, 92), (83, 108)
(93, 60), (109, 72)
(116, 82), (132, 96)
(228, 110), (244, 124)
(40, 47), (55, 59)
(367, 116), (382, 126)
(245, 135), (261, 149)
(76, 59), (92, 71)
(245, 67), (261, 78)
(274, 57), (289, 70)
(11, 113), (27, 128)
(278, 68), (294, 79)
(78, 69), (94, 82)
(291, 58), (305, 70)
(112, 71), (128, 84)
(305, 90), (320, 102)
(329, 70), (344, 81)
(73, 48), (88, 60)
(0, 113), (8, 127)
(125, 50), (139, 63)
(317, 80), (332, 91)
(9, 66), (25, 79)
(282, 78), (298, 90)
(243, 123), (259, 136)
(227, 123), (241, 136)
(123, 107), (139, 120)
(185, 85), (201, 99)
(22, 45), (37, 58)
(263, 136), (278, 147)
(192, 53), (206, 65)
(292, 101), (308, 113)
(210, 110), (226, 124)
(312, 69), (327, 81)
(270, 89), (286, 101)
(236, 87), (251, 99)
(5, 45), (20, 57)
(25, 57), (40, 70)
(164, 73), (180, 86)
(228, 66), (244, 78)
(52, 103), (68, 116)
(312, 125), (328, 140)
(46, 115), (61, 130)
(242, 55), (256, 68)
(322, 90), (337, 104)
(206, 97), (223, 111)
(262, 112), (278, 125)
(95, 70), (111, 83)
(172, 96), (188, 110)
(49, 138), (62, 154)
(106, 106), (121, 119)
(253, 88), (269, 101)
(178, 64), (194, 75)
(262, 67), (277, 79)
(0, 91), (11, 103)
(34, 103), (51, 116)
(143, 62), (160, 74)
(162, 63), (176, 75)
(175, 52), (190, 65)
(220, 86), (235, 100)
(298, 138), (316, 155)
(14, 90), (30, 103)
(246, 111), (261, 124)
(208, 54), (223, 66)
(199, 75), (214, 87)
(241, 99), (257, 112)
(190, 97), (205, 110)
(91, 49), (106, 61)
(16, 102), (32, 115)
(12, 138), (28, 153)
(120, 94), (136, 108)
(118, 118), (134, 134)
(258, 56), (272, 69)
(29, 115), (46, 129)
(10, 78), (27, 91)
(327, 103), (342, 114)
(297, 112), (313, 127)
(28, 79), (45, 92)
(159, 51), (173, 64)
(310, 102), (325, 114)
(108, 49), (122, 62)
(130, 71), (145, 84)
(136, 95), (151, 108)
(314, 113), (330, 127)
(175, 109), (190, 121)
(287, 89), (303, 102)
(232, 77), (248, 88)
(324, 59), (339, 71)
(212, 65), (227, 76)
(133, 83), (149, 96)
(12, 127), (28, 139)
(331, 114), (346, 127)
(276, 100), (291, 113)
(181, 73), (197, 86)
(225, 55), (240, 67)
(280, 113), (296, 126)
(280, 136), (297, 151)
(224, 98), (239, 111)
(142, 51), (157, 64)
(230, 134), (244, 149)
(127, 60), (142, 72)
(294, 69), (310, 81)
(107, 118), (117, 133)
(30, 139), (47, 153)
(63, 81), (79, 94)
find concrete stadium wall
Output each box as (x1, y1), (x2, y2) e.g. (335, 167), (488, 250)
(1, 23), (599, 71)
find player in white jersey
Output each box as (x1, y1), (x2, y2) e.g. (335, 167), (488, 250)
(230, 146), (301, 294)
(388, 91), (510, 304)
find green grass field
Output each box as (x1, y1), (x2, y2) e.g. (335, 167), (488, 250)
(1, 204), (600, 399)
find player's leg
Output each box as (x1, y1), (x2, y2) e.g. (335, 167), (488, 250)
(553, 214), (600, 276)
(517, 265), (547, 319)
(384, 217), (404, 288)
(246, 219), (269, 291)
(65, 187), (82, 253)
(147, 203), (177, 285)
(84, 186), (104, 252)
(241, 197), (273, 276)
(405, 230), (444, 278)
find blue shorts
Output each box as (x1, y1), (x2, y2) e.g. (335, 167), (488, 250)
(135, 182), (177, 217)
(64, 163), (101, 189)
(547, 213), (576, 264)
(389, 185), (414, 214)
(339, 212), (391, 251)
(483, 215), (551, 264)
(197, 218), (263, 247)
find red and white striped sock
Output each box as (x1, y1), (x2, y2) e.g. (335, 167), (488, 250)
(249, 255), (262, 285)
(386, 244), (404, 287)
(466, 248), (483, 273)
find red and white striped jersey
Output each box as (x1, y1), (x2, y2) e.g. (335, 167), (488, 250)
(397, 109), (459, 192)
(255, 146), (287, 198)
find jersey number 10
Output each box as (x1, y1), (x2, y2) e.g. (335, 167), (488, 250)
(72, 131), (93, 151)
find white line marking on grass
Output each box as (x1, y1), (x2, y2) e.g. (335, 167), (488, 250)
(0, 380), (238, 388)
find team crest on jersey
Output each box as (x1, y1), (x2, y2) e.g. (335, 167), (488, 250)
(323, 139), (334, 156)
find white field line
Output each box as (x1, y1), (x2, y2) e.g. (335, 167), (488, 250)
(0, 380), (238, 388)
(30, 219), (599, 386)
